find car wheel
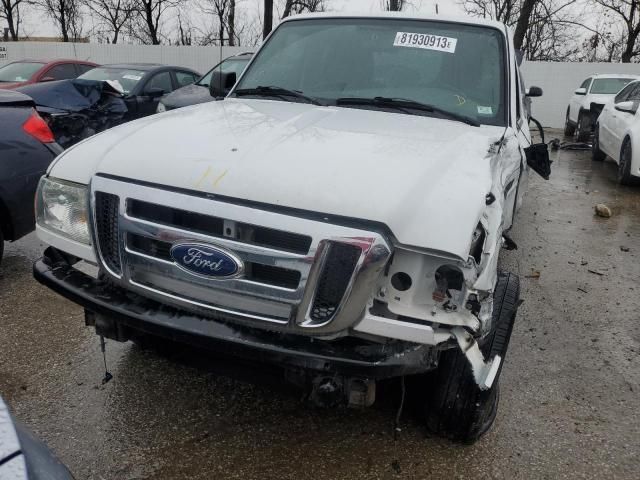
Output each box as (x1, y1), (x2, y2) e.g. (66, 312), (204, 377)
(423, 271), (520, 443)
(564, 108), (576, 137)
(575, 111), (590, 142)
(0, 227), (4, 267)
(592, 125), (606, 162)
(618, 138), (639, 186)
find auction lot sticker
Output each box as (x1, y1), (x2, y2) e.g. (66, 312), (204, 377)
(394, 32), (457, 53)
(0, 46), (6, 60)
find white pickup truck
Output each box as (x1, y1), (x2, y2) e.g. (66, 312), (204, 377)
(33, 13), (550, 442)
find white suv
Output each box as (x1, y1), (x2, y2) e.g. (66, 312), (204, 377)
(565, 74), (639, 141)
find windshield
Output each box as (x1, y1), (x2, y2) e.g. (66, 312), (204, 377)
(0, 62), (44, 82)
(198, 58), (251, 87)
(233, 19), (507, 126)
(77, 67), (145, 94)
(590, 78), (636, 95)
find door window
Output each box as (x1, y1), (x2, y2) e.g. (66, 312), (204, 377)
(615, 82), (637, 103)
(145, 71), (173, 94)
(175, 71), (197, 87)
(76, 64), (95, 75)
(579, 78), (592, 90)
(43, 63), (78, 80)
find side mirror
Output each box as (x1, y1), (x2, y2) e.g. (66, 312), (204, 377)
(574, 87), (587, 96)
(526, 86), (543, 97)
(145, 87), (165, 98)
(615, 100), (637, 114)
(209, 71), (237, 98)
(40, 76), (56, 82)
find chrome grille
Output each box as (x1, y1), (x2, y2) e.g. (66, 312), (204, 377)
(90, 176), (391, 335)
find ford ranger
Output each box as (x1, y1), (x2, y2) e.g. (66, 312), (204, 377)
(33, 13), (551, 442)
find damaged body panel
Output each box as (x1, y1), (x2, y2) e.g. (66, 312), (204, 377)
(33, 13), (550, 442)
(16, 79), (128, 149)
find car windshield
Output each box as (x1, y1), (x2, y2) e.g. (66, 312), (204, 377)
(590, 78), (635, 95)
(77, 67), (146, 94)
(197, 58), (251, 87)
(233, 19), (507, 126)
(0, 62), (44, 82)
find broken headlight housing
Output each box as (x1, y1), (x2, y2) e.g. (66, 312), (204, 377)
(36, 177), (91, 245)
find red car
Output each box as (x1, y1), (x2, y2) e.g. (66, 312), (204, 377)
(0, 59), (98, 89)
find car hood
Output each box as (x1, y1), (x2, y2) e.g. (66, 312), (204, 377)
(162, 84), (213, 109)
(587, 93), (616, 105)
(50, 99), (505, 258)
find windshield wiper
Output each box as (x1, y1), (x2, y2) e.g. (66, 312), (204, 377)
(234, 86), (322, 105)
(335, 96), (480, 127)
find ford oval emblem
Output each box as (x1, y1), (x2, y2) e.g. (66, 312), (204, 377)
(170, 243), (244, 279)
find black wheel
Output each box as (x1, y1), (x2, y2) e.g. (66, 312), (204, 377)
(0, 227), (4, 267)
(564, 108), (576, 137)
(575, 111), (591, 142)
(618, 138), (639, 186)
(592, 125), (606, 162)
(424, 271), (520, 443)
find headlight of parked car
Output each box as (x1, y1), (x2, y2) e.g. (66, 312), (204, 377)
(156, 101), (166, 113)
(36, 177), (91, 245)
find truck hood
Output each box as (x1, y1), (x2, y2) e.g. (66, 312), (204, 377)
(50, 99), (504, 258)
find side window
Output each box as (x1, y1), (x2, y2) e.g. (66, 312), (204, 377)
(76, 64), (95, 75)
(615, 83), (635, 103)
(145, 71), (173, 94)
(43, 63), (78, 81)
(175, 71), (197, 88)
(627, 82), (640, 101)
(580, 78), (591, 90)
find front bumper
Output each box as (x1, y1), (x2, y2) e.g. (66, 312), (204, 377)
(33, 250), (439, 379)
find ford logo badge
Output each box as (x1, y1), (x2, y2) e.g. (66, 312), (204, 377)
(170, 243), (244, 279)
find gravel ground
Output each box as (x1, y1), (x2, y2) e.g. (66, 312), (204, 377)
(1, 132), (639, 479)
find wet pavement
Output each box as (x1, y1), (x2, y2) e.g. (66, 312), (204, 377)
(1, 133), (639, 479)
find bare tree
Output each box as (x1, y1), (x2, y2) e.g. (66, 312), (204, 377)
(129, 0), (179, 44)
(0, 0), (25, 40)
(263, 0), (273, 38)
(594, 0), (640, 62)
(202, 0), (238, 45)
(86, 0), (133, 43)
(36, 0), (83, 41)
(462, 0), (579, 58)
(384, 0), (405, 10)
(282, 0), (325, 17)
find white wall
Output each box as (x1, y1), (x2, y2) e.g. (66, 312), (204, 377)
(522, 61), (640, 128)
(3, 42), (640, 128)
(0, 42), (249, 75)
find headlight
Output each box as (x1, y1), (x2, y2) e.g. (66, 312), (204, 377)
(36, 177), (91, 245)
(156, 102), (166, 113)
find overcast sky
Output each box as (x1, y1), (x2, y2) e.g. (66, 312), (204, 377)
(19, 0), (466, 41)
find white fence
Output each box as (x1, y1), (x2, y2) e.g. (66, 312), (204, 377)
(3, 42), (640, 128)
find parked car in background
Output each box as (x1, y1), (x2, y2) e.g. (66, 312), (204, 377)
(157, 52), (253, 112)
(33, 13), (550, 443)
(15, 63), (200, 148)
(0, 90), (61, 264)
(565, 74), (640, 141)
(593, 79), (640, 185)
(68, 63), (200, 119)
(0, 59), (97, 89)
(0, 395), (74, 479)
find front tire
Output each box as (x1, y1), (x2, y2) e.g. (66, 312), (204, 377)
(618, 138), (639, 185)
(424, 272), (520, 443)
(592, 125), (606, 162)
(564, 108), (576, 137)
(575, 111), (591, 142)
(0, 227), (4, 267)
